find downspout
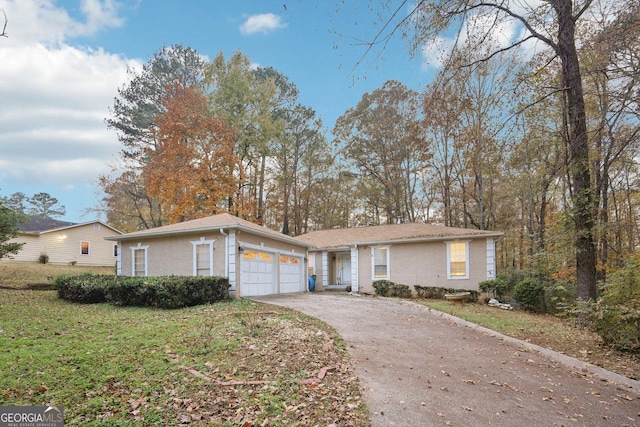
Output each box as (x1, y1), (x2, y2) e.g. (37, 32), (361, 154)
(353, 244), (359, 293)
(220, 228), (229, 277)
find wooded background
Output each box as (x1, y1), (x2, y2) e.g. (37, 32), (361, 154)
(99, 1), (640, 302)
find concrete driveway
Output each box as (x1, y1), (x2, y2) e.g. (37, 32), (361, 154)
(253, 293), (640, 427)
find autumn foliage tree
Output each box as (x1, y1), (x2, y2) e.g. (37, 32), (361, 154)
(146, 85), (238, 224)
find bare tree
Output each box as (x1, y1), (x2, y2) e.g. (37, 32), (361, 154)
(347, 0), (602, 300)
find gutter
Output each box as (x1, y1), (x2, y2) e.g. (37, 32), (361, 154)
(105, 223), (313, 248)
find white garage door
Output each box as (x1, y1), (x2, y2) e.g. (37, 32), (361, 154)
(279, 255), (304, 293)
(240, 251), (275, 296)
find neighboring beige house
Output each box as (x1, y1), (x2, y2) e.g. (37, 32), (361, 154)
(105, 213), (312, 298)
(294, 223), (502, 294)
(6, 217), (123, 267)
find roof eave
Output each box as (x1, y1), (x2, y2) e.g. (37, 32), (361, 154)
(307, 232), (503, 251)
(40, 221), (123, 235)
(105, 223), (313, 248)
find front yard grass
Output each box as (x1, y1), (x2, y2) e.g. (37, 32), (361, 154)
(0, 261), (115, 288)
(0, 290), (368, 426)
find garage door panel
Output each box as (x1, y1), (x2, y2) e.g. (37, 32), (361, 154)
(279, 256), (303, 293)
(241, 251), (275, 296)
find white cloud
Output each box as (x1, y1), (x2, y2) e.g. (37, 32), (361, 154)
(2, 0), (123, 45)
(80, 0), (124, 35)
(420, 35), (455, 70)
(0, 1), (138, 193)
(419, 7), (542, 70)
(239, 13), (287, 35)
(0, 43), (137, 186)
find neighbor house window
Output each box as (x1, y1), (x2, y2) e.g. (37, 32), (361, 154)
(81, 241), (90, 255)
(372, 246), (389, 280)
(131, 244), (149, 277)
(191, 237), (215, 276)
(447, 241), (469, 279)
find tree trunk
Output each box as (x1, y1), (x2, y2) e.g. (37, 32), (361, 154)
(553, 0), (597, 301)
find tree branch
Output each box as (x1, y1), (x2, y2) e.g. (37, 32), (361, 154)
(574, 0), (595, 21)
(471, 2), (558, 52)
(461, 34), (537, 68)
(0, 9), (7, 38)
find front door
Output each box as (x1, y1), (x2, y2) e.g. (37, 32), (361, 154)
(337, 253), (351, 285)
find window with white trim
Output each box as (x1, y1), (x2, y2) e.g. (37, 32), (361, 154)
(447, 241), (469, 279)
(81, 241), (90, 255)
(191, 237), (215, 276)
(372, 246), (389, 280)
(131, 244), (149, 277)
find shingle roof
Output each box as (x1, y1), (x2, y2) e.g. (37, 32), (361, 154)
(107, 213), (311, 247)
(17, 216), (122, 235)
(294, 223), (502, 249)
(18, 216), (77, 233)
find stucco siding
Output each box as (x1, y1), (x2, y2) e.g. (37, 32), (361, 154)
(120, 232), (226, 277)
(356, 238), (489, 294)
(237, 232), (307, 255)
(5, 223), (120, 266)
(118, 230), (308, 281)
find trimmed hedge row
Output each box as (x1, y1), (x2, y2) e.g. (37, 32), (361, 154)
(56, 274), (230, 309)
(414, 285), (480, 302)
(372, 280), (412, 298)
(372, 280), (479, 302)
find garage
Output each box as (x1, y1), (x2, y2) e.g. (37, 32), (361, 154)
(240, 250), (275, 296)
(279, 255), (304, 293)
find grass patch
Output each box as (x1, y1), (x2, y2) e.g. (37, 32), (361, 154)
(421, 299), (640, 380)
(0, 290), (369, 426)
(0, 261), (114, 288)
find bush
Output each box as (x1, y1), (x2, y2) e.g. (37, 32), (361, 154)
(56, 274), (231, 308)
(544, 280), (576, 314)
(513, 278), (546, 312)
(414, 285), (446, 299)
(55, 274), (112, 304)
(372, 281), (413, 298)
(391, 284), (412, 298)
(372, 280), (393, 297)
(414, 285), (479, 303)
(479, 279), (508, 299)
(39, 253), (49, 264)
(591, 259), (640, 352)
(500, 269), (529, 290)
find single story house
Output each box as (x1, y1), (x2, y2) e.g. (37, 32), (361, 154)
(5, 217), (123, 267)
(294, 223), (502, 294)
(104, 213), (312, 298)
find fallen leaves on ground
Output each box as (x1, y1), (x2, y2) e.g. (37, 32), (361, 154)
(148, 303), (369, 426)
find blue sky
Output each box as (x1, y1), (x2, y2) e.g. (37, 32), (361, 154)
(0, 0), (438, 223)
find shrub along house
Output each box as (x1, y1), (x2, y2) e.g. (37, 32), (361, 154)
(294, 223), (502, 295)
(104, 213), (312, 298)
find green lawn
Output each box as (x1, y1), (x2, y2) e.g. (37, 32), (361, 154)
(0, 290), (368, 426)
(0, 262), (115, 288)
